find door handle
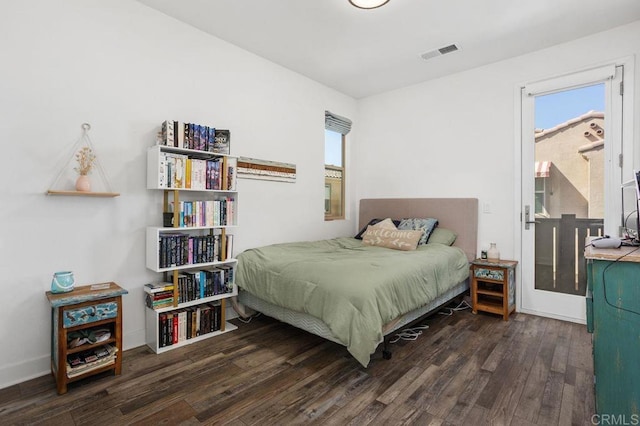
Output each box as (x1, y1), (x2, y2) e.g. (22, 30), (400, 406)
(524, 205), (538, 230)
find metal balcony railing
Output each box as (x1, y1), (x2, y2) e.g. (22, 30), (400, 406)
(534, 214), (604, 296)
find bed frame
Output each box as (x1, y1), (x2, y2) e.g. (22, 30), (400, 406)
(236, 197), (479, 362)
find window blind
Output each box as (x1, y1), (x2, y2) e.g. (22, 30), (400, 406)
(524, 65), (616, 97)
(325, 110), (352, 135)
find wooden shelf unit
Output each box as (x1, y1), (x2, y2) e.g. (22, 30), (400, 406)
(45, 282), (127, 394)
(46, 190), (120, 197)
(470, 259), (517, 321)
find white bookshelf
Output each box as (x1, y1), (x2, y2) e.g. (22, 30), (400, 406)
(145, 140), (239, 353)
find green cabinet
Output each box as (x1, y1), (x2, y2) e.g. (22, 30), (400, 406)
(586, 257), (640, 417)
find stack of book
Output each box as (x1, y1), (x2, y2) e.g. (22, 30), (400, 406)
(66, 344), (118, 378)
(144, 282), (174, 309)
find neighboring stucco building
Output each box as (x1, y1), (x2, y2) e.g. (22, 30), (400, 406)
(535, 111), (604, 219)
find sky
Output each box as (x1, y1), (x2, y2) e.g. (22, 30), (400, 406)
(535, 83), (605, 129)
(325, 130), (343, 167)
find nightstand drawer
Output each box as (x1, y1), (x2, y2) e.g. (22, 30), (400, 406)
(474, 267), (504, 281)
(63, 302), (118, 328)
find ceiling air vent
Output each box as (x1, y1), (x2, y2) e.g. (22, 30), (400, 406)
(420, 43), (459, 61)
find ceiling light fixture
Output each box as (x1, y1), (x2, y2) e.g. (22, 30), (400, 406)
(349, 0), (390, 9)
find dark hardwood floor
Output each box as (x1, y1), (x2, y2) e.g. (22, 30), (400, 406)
(0, 304), (595, 425)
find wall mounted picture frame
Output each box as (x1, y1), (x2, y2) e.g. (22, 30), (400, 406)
(237, 157), (296, 183)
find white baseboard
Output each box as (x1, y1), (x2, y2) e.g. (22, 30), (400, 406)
(0, 327), (148, 391)
(0, 355), (50, 390)
(0, 309), (239, 391)
(517, 307), (587, 325)
(123, 327), (146, 351)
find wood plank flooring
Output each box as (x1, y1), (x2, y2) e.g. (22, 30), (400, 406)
(0, 305), (595, 425)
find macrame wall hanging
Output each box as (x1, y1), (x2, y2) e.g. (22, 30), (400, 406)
(46, 123), (119, 197)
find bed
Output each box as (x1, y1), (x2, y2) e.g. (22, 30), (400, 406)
(234, 198), (478, 367)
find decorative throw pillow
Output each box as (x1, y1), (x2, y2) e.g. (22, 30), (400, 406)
(370, 218), (397, 230)
(427, 227), (457, 246)
(398, 218), (438, 245)
(362, 227), (423, 251)
(354, 218), (401, 239)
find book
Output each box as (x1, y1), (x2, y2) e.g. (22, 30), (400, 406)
(145, 289), (173, 303)
(225, 197), (235, 226)
(195, 307), (201, 336)
(213, 301), (221, 331)
(226, 234), (234, 260)
(151, 151), (168, 188)
(183, 122), (191, 148)
(213, 129), (230, 154)
(173, 313), (179, 344)
(150, 301), (173, 310)
(178, 310), (187, 342)
(161, 120), (174, 146)
(159, 314), (168, 347)
(66, 344), (118, 378)
(205, 201), (214, 227)
(163, 153), (188, 189)
(200, 305), (210, 334)
(227, 157), (237, 191)
(172, 121), (178, 147)
(198, 126), (207, 151)
(191, 159), (207, 190)
(191, 308), (197, 338)
(186, 307), (193, 339)
(185, 158), (192, 189)
(206, 160), (213, 190)
(144, 282), (174, 294)
(145, 297), (174, 310)
(176, 122), (185, 148)
(174, 155), (185, 188)
(207, 126), (216, 152)
(213, 158), (222, 190)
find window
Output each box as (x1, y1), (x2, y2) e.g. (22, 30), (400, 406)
(325, 130), (344, 219)
(324, 111), (351, 220)
(534, 161), (551, 217)
(535, 177), (548, 217)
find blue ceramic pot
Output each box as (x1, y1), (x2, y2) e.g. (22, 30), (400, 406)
(51, 271), (74, 293)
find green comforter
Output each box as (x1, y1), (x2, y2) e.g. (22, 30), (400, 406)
(236, 237), (469, 367)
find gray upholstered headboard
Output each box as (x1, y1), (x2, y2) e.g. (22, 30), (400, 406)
(358, 198), (478, 262)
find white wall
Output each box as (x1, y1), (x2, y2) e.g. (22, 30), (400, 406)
(356, 20), (639, 260)
(0, 0), (357, 388)
(2, 0), (638, 390)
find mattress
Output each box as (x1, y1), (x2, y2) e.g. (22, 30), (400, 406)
(238, 278), (469, 345)
(236, 237), (470, 367)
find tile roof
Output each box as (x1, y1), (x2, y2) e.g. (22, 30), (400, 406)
(535, 110), (604, 139)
